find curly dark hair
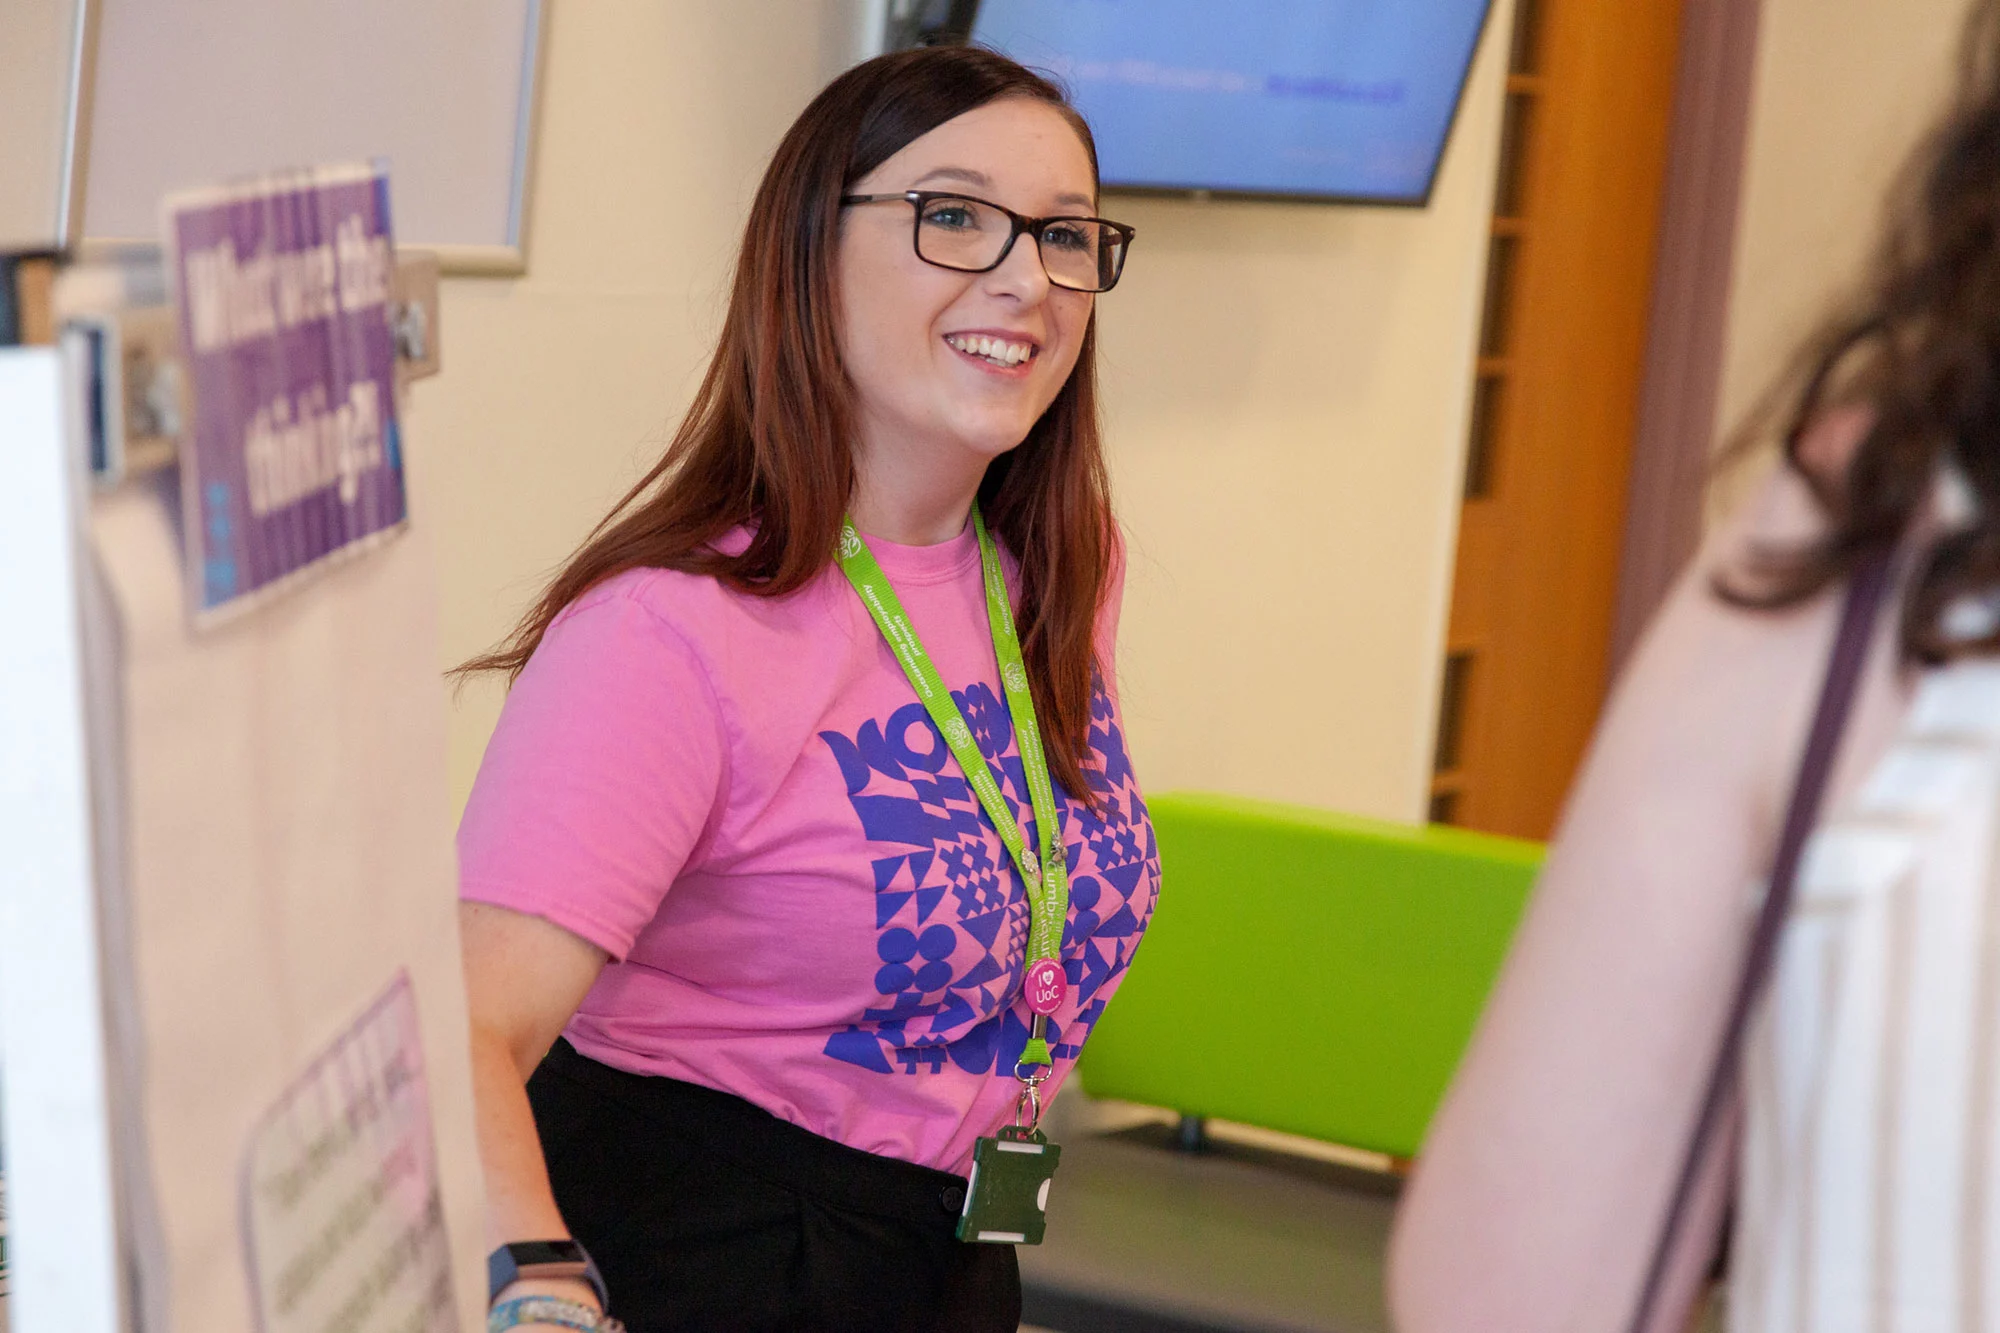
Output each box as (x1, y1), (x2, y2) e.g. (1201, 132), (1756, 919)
(1723, 0), (2000, 660)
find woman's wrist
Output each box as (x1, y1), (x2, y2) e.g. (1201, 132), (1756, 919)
(492, 1274), (604, 1312)
(488, 1290), (623, 1332)
(488, 1275), (623, 1332)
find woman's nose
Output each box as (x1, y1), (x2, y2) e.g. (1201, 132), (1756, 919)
(981, 231), (1053, 303)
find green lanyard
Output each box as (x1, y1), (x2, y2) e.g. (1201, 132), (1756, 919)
(836, 504), (1068, 1069)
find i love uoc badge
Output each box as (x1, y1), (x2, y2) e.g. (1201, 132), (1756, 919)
(1023, 958), (1066, 1016)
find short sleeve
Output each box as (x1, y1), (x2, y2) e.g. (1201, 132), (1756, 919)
(457, 579), (728, 960)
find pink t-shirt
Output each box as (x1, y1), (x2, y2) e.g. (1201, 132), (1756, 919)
(458, 523), (1160, 1173)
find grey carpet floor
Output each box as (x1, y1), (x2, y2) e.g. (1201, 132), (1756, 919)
(1017, 1124), (1400, 1333)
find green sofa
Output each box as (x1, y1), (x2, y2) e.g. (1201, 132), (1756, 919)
(1077, 791), (1542, 1160)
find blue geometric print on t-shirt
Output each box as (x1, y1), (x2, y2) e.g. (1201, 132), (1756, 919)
(816, 672), (1160, 1077)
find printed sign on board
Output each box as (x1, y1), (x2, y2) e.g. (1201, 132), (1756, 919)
(242, 972), (456, 1333)
(165, 164), (406, 623)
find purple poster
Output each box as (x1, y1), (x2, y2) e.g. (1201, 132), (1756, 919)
(166, 164), (406, 623)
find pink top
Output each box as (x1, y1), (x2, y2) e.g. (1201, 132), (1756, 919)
(458, 523), (1160, 1173)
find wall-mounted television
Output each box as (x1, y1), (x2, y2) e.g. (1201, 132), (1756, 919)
(965, 0), (1498, 207)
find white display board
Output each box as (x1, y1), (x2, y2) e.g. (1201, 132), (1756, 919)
(92, 466), (488, 1333)
(0, 348), (123, 1333)
(0, 298), (485, 1332)
(83, 0), (542, 273)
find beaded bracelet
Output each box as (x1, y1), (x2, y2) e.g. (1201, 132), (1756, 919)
(487, 1294), (625, 1332)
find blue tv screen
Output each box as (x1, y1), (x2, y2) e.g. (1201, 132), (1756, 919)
(968, 0), (1498, 205)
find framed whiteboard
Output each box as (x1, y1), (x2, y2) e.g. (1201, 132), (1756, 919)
(0, 0), (94, 252)
(82, 0), (544, 275)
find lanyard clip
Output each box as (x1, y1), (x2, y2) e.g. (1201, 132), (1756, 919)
(1013, 1067), (1047, 1133)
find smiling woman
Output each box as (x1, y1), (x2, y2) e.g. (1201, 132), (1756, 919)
(450, 45), (1159, 1333)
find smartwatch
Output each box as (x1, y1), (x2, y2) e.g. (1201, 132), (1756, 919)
(487, 1239), (610, 1312)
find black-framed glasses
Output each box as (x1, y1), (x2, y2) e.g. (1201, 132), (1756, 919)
(840, 190), (1136, 293)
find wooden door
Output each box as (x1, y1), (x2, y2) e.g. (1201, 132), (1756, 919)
(1430, 0), (1686, 838)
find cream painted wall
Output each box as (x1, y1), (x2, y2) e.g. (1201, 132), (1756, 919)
(424, 2), (1514, 825)
(1101, 8), (1511, 820)
(419, 2), (832, 806)
(1712, 0), (1967, 466)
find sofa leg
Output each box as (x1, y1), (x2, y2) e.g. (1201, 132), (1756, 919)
(1174, 1115), (1209, 1152)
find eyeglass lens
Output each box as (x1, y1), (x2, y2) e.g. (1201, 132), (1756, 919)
(915, 196), (1125, 292)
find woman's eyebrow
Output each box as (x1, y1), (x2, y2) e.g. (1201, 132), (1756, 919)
(909, 166), (1097, 212)
(912, 166), (993, 190)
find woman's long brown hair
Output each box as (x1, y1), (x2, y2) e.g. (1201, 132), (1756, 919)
(457, 46), (1116, 801)
(1722, 0), (2000, 663)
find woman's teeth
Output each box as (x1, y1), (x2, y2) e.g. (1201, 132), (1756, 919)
(946, 334), (1034, 367)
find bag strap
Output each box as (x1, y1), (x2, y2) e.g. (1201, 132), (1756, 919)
(1626, 549), (1897, 1333)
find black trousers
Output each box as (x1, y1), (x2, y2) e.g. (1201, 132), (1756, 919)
(528, 1039), (1022, 1333)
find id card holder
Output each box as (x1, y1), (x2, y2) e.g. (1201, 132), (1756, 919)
(956, 1125), (1060, 1245)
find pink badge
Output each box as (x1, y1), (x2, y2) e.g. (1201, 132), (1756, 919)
(1024, 958), (1067, 1016)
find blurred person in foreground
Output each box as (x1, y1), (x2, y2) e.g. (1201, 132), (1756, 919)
(1391, 3), (2000, 1329)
